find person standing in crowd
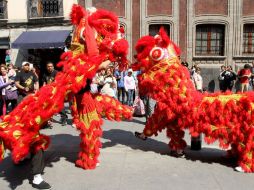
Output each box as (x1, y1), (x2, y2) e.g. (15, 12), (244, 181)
(15, 61), (50, 189)
(15, 61), (39, 101)
(190, 64), (198, 77)
(218, 65), (226, 92)
(42, 61), (68, 127)
(238, 64), (251, 92)
(7, 63), (17, 81)
(90, 76), (99, 94)
(181, 61), (189, 68)
(124, 69), (136, 106)
(101, 67), (117, 97)
(95, 68), (106, 92)
(250, 61), (254, 90)
(221, 65), (237, 92)
(192, 67), (203, 92)
(42, 62), (57, 86)
(114, 68), (126, 103)
(0, 65), (18, 116)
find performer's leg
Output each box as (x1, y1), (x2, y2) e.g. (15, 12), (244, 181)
(31, 149), (51, 189)
(166, 124), (187, 156)
(60, 107), (68, 126)
(144, 96), (152, 122)
(235, 148), (254, 173)
(74, 93), (102, 170)
(76, 122), (102, 169)
(235, 132), (254, 173)
(31, 149), (45, 176)
(135, 105), (168, 140)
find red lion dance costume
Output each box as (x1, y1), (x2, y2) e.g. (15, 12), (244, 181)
(0, 5), (132, 170)
(133, 28), (254, 173)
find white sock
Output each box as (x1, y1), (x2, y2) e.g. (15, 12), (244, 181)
(33, 174), (43, 184)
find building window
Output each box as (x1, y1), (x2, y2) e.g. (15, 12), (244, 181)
(0, 0), (7, 19)
(243, 24), (254, 54)
(29, 0), (63, 18)
(195, 24), (225, 56)
(149, 24), (170, 37)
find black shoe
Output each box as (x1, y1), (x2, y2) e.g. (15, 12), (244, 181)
(41, 123), (53, 129)
(134, 132), (147, 140)
(61, 120), (67, 126)
(32, 181), (51, 189)
(170, 150), (185, 158)
(60, 116), (67, 126)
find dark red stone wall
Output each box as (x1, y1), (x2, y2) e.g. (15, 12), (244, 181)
(195, 0), (228, 16)
(243, 0), (254, 16)
(92, 0), (125, 17)
(147, 0), (172, 16)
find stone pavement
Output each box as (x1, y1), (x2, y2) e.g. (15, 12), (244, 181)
(0, 114), (254, 190)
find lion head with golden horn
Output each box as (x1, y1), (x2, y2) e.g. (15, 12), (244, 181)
(70, 4), (129, 70)
(133, 27), (181, 72)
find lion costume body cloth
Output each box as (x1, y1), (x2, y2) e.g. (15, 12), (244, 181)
(133, 28), (254, 172)
(0, 5), (132, 170)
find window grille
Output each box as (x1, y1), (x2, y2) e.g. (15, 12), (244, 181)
(243, 24), (254, 54)
(195, 24), (225, 56)
(29, 0), (63, 18)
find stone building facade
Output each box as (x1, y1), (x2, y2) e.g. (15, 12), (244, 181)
(79, 0), (254, 91)
(0, 0), (77, 67)
(1, 0), (254, 90)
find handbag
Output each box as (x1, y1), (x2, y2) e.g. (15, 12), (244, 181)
(5, 88), (18, 100)
(133, 96), (145, 116)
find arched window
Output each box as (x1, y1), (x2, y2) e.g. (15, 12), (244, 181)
(149, 24), (170, 37)
(243, 24), (254, 54)
(29, 0), (63, 18)
(195, 24), (225, 56)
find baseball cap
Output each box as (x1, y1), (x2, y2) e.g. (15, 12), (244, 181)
(22, 61), (30, 66)
(128, 69), (133, 73)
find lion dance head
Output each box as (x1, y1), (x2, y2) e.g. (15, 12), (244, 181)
(133, 27), (181, 72)
(69, 4), (129, 70)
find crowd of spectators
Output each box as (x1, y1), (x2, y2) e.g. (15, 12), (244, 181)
(91, 66), (138, 106)
(182, 60), (254, 93)
(219, 62), (254, 93)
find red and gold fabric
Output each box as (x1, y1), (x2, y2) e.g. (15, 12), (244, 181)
(134, 27), (254, 172)
(0, 4), (130, 170)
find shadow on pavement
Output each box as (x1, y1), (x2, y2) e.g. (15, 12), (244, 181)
(0, 156), (31, 190)
(103, 129), (236, 169)
(102, 129), (169, 155)
(0, 134), (80, 190)
(125, 117), (146, 125)
(184, 146), (237, 168)
(0, 131), (236, 189)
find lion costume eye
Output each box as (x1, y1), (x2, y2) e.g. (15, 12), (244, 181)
(149, 47), (164, 62)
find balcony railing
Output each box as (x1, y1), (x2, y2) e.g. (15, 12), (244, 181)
(28, 0), (63, 19)
(0, 0), (7, 19)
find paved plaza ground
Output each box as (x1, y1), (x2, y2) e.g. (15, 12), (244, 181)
(0, 113), (254, 190)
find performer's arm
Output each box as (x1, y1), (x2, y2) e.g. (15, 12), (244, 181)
(15, 81), (25, 91)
